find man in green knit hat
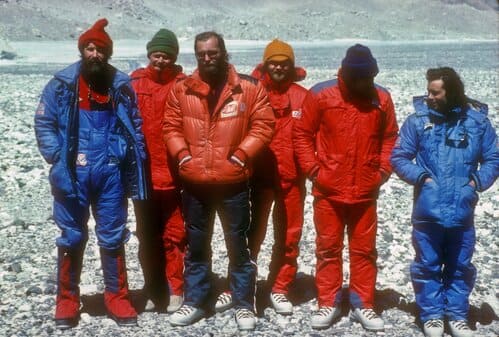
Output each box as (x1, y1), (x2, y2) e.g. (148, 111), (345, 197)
(131, 28), (186, 313)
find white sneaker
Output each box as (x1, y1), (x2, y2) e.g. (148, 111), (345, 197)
(311, 306), (341, 329)
(350, 308), (384, 331)
(235, 308), (256, 331)
(169, 305), (205, 326)
(423, 319), (444, 337)
(166, 294), (183, 313)
(448, 320), (473, 337)
(215, 291), (233, 312)
(270, 292), (293, 315)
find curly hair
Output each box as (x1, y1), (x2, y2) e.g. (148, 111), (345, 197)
(426, 67), (467, 109)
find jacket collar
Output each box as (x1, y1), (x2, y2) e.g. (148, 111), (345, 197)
(413, 95), (474, 120)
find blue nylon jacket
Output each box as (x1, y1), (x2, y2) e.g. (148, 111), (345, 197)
(34, 61), (148, 200)
(391, 96), (498, 227)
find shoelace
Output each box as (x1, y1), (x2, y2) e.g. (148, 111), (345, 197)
(236, 309), (254, 319)
(451, 320), (471, 330)
(316, 306), (335, 317)
(272, 293), (290, 303)
(425, 319), (443, 328)
(217, 292), (232, 305)
(360, 308), (380, 320)
(176, 305), (196, 316)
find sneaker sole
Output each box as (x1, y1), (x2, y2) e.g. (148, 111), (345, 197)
(215, 303), (234, 313)
(275, 308), (293, 315)
(349, 314), (384, 331)
(311, 323), (332, 330)
(55, 317), (79, 330)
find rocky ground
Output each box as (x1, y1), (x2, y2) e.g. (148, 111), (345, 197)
(0, 41), (498, 336)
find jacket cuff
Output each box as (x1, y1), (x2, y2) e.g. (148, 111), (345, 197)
(417, 172), (430, 186)
(471, 173), (482, 191)
(177, 149), (190, 162)
(232, 149), (248, 164)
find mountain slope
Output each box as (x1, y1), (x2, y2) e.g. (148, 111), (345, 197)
(0, 0), (497, 41)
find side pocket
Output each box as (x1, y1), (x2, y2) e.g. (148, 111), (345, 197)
(49, 160), (74, 197)
(454, 184), (478, 225)
(413, 180), (440, 222)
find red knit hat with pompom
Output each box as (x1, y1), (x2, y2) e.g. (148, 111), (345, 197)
(78, 18), (113, 56)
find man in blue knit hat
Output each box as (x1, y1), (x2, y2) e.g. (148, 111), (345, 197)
(294, 44), (399, 331)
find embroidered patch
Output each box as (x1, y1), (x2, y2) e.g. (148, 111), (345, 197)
(292, 109), (302, 119)
(35, 102), (45, 115)
(76, 153), (87, 166)
(221, 101), (239, 118)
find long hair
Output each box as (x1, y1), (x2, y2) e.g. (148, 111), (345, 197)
(426, 67), (467, 110)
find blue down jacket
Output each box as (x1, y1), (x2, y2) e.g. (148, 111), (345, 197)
(391, 96), (498, 227)
(34, 61), (148, 200)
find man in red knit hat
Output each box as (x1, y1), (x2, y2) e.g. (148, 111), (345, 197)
(34, 18), (147, 329)
(131, 29), (186, 313)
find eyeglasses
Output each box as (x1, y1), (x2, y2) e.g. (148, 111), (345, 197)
(195, 50), (220, 60)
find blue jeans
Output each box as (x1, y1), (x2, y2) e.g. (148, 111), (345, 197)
(411, 223), (476, 322)
(181, 184), (256, 311)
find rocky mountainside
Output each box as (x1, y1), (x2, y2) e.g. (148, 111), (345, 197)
(0, 0), (497, 41)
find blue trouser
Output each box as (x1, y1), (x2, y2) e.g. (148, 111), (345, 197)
(54, 109), (129, 250)
(181, 184), (256, 311)
(411, 223), (476, 322)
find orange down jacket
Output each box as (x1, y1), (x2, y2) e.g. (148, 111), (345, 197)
(293, 69), (399, 203)
(251, 64), (308, 185)
(131, 65), (186, 190)
(163, 64), (275, 185)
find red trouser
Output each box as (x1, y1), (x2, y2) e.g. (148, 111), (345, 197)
(134, 189), (185, 296)
(248, 180), (306, 294)
(313, 198), (378, 308)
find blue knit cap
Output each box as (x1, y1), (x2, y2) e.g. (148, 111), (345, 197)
(341, 44), (379, 78)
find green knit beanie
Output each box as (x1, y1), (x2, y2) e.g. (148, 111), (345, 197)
(146, 29), (179, 57)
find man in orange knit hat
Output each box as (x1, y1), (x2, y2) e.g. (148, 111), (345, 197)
(214, 39), (308, 316)
(131, 29), (186, 313)
(34, 18), (146, 329)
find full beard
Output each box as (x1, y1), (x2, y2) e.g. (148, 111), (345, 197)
(81, 58), (113, 93)
(199, 61), (228, 86)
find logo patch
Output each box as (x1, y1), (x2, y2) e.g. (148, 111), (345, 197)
(220, 101), (239, 118)
(76, 153), (87, 166)
(35, 102), (45, 115)
(292, 109), (302, 119)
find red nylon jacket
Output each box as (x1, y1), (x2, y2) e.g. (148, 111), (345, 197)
(251, 64), (308, 186)
(293, 69), (399, 203)
(163, 64), (275, 185)
(131, 64), (186, 190)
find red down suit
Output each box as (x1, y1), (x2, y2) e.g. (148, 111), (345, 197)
(130, 64), (186, 298)
(248, 64), (308, 295)
(293, 70), (399, 308)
